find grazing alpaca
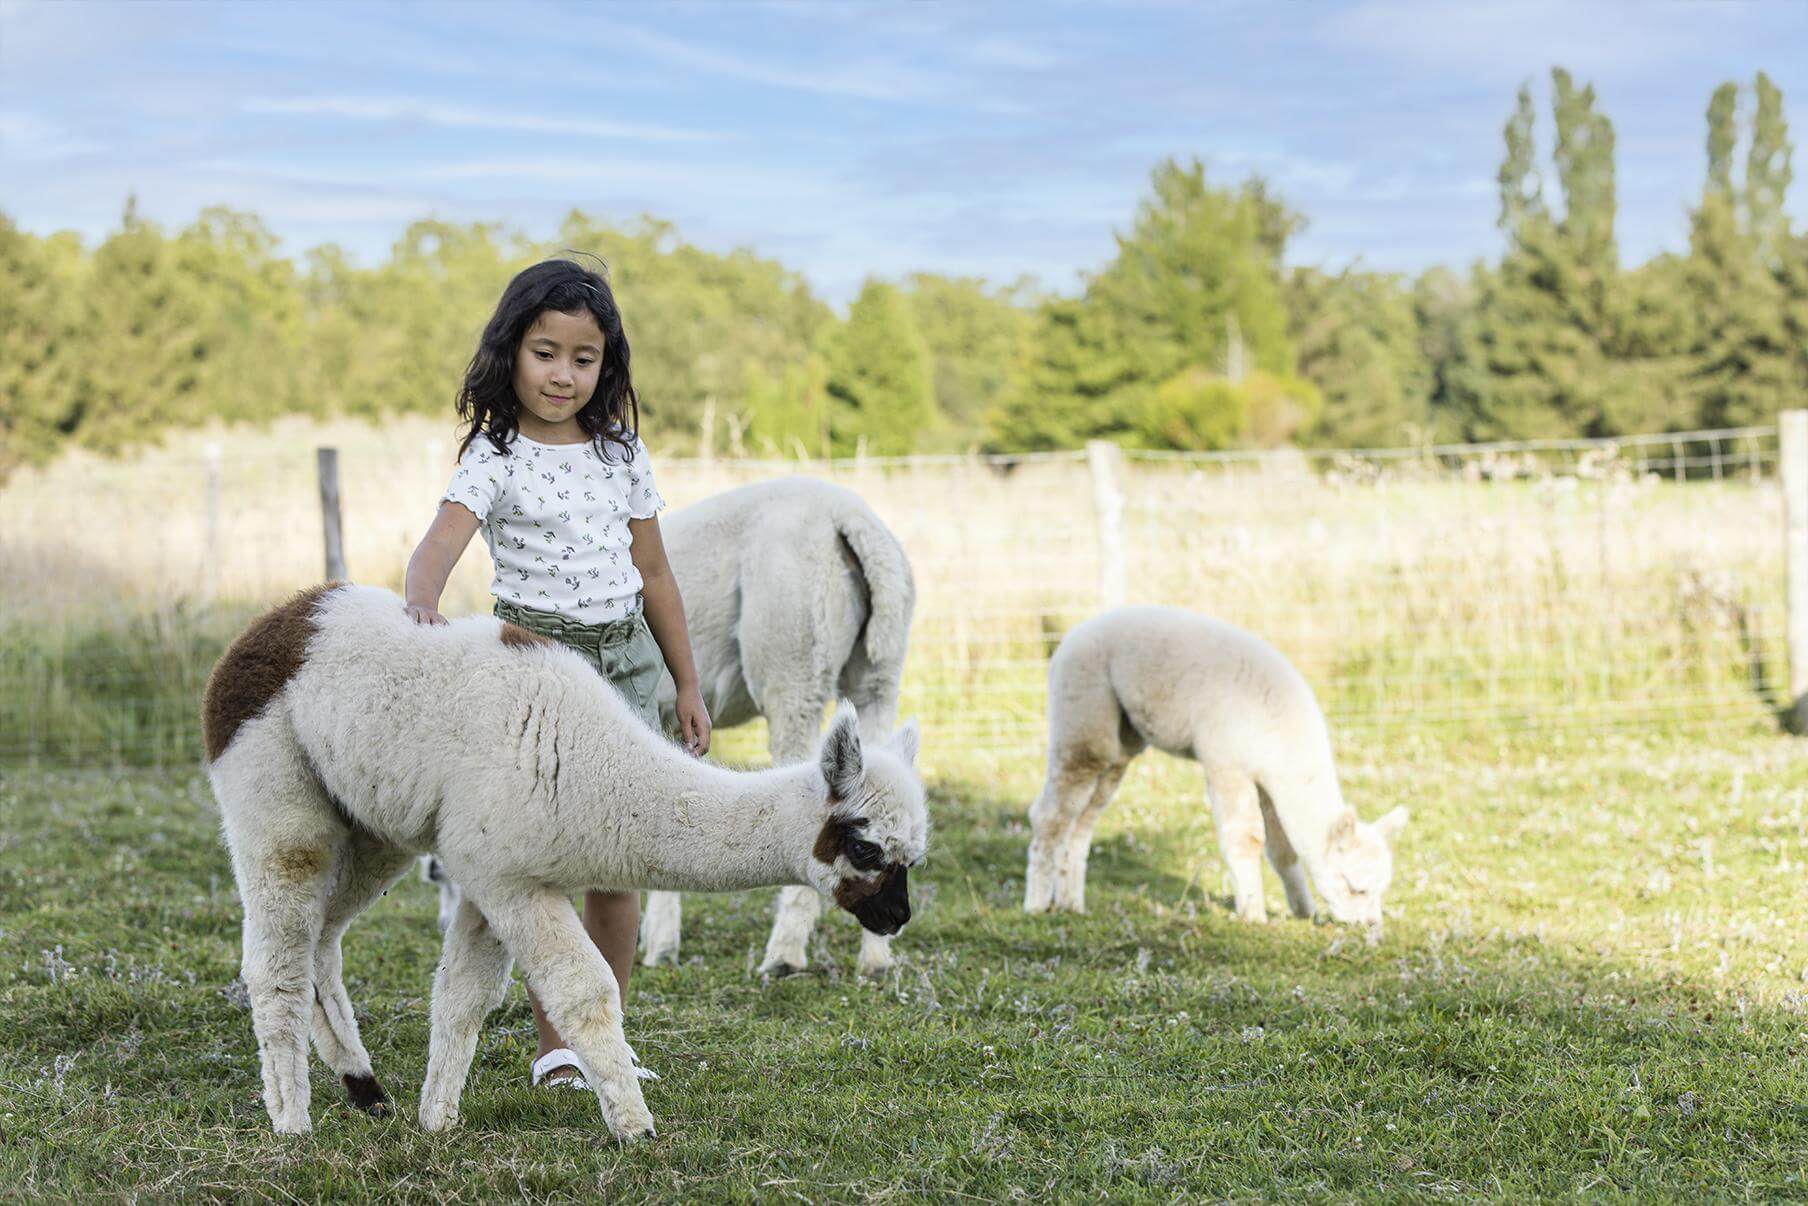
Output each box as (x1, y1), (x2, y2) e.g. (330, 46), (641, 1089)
(644, 477), (916, 977)
(203, 584), (926, 1139)
(1022, 607), (1406, 934)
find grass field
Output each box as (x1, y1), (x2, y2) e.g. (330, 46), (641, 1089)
(4, 720), (1807, 1200)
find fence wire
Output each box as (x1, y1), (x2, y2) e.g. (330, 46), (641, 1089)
(0, 423), (1786, 767)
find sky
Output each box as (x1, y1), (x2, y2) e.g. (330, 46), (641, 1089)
(1, 0), (1804, 304)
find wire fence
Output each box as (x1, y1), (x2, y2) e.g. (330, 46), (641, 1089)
(0, 420), (1788, 768)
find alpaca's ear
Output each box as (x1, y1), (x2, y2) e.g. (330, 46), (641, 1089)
(1325, 809), (1358, 852)
(819, 702), (864, 801)
(1375, 806), (1409, 842)
(888, 719), (920, 767)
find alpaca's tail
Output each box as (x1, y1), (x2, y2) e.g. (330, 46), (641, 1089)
(832, 498), (916, 672)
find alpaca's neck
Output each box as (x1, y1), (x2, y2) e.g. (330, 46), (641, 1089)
(1260, 758), (1347, 881)
(563, 723), (827, 893)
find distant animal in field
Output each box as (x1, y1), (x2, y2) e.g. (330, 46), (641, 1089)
(205, 583), (926, 1140)
(1022, 606), (1406, 936)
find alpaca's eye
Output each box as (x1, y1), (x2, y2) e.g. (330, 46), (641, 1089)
(847, 839), (885, 870)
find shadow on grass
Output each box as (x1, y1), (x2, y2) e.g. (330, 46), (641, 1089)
(3, 767), (1807, 1199)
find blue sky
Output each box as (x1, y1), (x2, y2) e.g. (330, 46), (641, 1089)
(1, 0), (1803, 304)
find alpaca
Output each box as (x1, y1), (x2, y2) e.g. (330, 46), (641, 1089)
(430, 477), (916, 978)
(203, 583), (926, 1140)
(1022, 606), (1406, 934)
(645, 477), (916, 977)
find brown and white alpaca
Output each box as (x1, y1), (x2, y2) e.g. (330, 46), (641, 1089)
(1023, 607), (1406, 934)
(203, 583), (926, 1140)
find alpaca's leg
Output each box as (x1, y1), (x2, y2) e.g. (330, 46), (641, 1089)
(236, 837), (337, 1134)
(311, 832), (414, 1114)
(421, 855), (462, 933)
(418, 894), (515, 1132)
(1026, 751), (1107, 912)
(848, 691), (903, 977)
(1056, 761), (1129, 915)
(481, 890), (654, 1141)
(855, 927), (895, 978)
(1205, 767), (1268, 922)
(639, 891), (683, 967)
(760, 699), (835, 976)
(1259, 791), (1314, 919)
(759, 886), (822, 977)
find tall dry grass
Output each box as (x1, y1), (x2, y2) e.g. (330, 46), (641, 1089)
(0, 416), (1785, 764)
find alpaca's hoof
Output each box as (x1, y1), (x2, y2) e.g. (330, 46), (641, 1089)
(341, 1073), (391, 1116)
(759, 959), (805, 980)
(607, 1106), (657, 1143)
(418, 1099), (459, 1132)
(271, 1112), (312, 1136)
(641, 943), (680, 968)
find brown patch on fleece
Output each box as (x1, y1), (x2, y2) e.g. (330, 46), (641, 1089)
(833, 865), (899, 909)
(813, 815), (864, 865)
(271, 845), (331, 883)
(201, 582), (339, 762)
(500, 622), (555, 651)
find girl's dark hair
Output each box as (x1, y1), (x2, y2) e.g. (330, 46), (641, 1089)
(456, 257), (640, 461)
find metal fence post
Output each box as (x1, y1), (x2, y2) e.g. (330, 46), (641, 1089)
(1087, 439), (1126, 611)
(317, 447), (348, 581)
(1781, 411), (1808, 732)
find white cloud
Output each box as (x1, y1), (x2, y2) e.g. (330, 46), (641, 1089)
(241, 96), (728, 144)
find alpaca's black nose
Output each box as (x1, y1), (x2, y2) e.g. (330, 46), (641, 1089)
(849, 865), (911, 934)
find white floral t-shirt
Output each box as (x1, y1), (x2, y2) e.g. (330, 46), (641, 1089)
(442, 431), (666, 620)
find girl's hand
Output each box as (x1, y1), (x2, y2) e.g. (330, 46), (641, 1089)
(675, 684), (712, 756)
(404, 602), (448, 626)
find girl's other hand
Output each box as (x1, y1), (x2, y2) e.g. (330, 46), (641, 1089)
(675, 685), (712, 756)
(404, 602), (448, 626)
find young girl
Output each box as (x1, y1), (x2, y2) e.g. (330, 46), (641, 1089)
(403, 257), (712, 1090)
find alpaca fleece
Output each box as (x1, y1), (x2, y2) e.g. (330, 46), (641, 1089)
(1022, 606), (1407, 932)
(204, 583), (926, 1140)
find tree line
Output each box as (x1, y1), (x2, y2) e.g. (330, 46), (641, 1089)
(1, 69), (1802, 475)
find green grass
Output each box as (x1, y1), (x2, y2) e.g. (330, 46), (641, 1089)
(3, 722), (1807, 1200)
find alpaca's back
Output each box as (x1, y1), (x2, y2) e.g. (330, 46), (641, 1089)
(1054, 607), (1333, 785)
(657, 477), (914, 741)
(219, 584), (641, 853)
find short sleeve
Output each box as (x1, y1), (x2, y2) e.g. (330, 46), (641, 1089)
(624, 436), (666, 520)
(442, 442), (508, 523)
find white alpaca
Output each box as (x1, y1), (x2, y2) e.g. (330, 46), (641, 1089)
(203, 584), (926, 1140)
(644, 477), (916, 977)
(1022, 607), (1406, 934)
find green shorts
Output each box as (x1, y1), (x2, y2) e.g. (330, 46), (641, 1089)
(493, 598), (665, 731)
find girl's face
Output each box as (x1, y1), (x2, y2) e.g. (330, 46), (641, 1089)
(512, 309), (605, 441)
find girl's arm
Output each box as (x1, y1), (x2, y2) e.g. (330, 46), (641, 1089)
(404, 501), (481, 625)
(629, 515), (712, 755)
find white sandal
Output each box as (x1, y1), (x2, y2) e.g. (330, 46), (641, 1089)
(531, 1044), (660, 1090)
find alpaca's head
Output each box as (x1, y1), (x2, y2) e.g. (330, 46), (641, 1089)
(1317, 806), (1408, 933)
(808, 703), (928, 936)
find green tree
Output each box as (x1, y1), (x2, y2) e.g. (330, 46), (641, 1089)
(1461, 69), (1630, 438)
(1746, 71), (1794, 265)
(901, 273), (1035, 450)
(1288, 268), (1431, 447)
(0, 219), (89, 474)
(821, 280), (937, 455)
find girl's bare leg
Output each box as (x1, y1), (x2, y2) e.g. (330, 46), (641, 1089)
(530, 889), (638, 1080)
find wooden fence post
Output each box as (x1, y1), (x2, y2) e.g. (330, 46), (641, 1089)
(203, 442), (222, 601)
(1087, 440), (1126, 611)
(317, 447), (348, 582)
(1781, 411), (1808, 732)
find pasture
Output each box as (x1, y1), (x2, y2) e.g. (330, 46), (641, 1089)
(2, 418), (1806, 1198)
